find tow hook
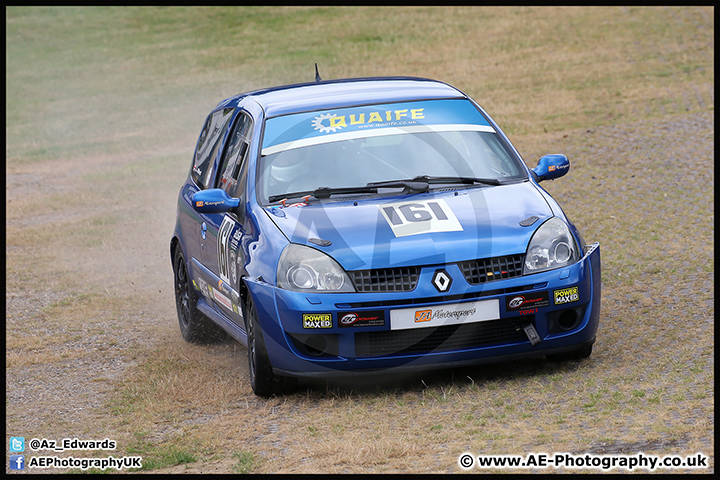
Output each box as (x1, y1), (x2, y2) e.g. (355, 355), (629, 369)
(516, 322), (542, 346)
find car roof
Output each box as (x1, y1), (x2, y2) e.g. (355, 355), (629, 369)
(219, 77), (468, 118)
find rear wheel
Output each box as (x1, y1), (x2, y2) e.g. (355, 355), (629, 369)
(173, 247), (226, 344)
(245, 295), (297, 397)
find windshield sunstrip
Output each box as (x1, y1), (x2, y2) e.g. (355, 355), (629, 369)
(262, 124), (496, 155)
(261, 99), (495, 155)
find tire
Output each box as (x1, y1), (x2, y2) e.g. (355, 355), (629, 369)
(546, 344), (593, 362)
(173, 247), (226, 344)
(244, 295), (297, 397)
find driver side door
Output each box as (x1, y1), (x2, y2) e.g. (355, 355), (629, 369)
(195, 110), (254, 326)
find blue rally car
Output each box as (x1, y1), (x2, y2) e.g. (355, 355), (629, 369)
(171, 76), (601, 397)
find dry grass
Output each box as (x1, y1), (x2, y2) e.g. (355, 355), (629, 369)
(6, 6), (713, 474)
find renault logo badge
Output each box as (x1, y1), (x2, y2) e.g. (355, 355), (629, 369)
(432, 269), (453, 293)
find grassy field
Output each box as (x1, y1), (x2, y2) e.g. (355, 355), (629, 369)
(6, 6), (714, 473)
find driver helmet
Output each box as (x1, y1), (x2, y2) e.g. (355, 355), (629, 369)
(270, 150), (307, 183)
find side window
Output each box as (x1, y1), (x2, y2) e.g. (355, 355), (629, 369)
(216, 112), (253, 196)
(192, 108), (234, 189)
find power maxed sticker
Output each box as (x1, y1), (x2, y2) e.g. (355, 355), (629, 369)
(303, 313), (332, 329)
(554, 286), (580, 305)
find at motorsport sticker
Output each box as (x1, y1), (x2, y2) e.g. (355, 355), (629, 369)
(554, 286), (580, 305)
(338, 311), (385, 328)
(379, 198), (463, 237)
(303, 313), (332, 329)
(506, 291), (550, 311)
(390, 299), (499, 331)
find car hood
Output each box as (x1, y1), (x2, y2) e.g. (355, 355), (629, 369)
(264, 182), (554, 271)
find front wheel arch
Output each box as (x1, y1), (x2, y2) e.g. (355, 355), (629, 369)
(241, 282), (297, 397)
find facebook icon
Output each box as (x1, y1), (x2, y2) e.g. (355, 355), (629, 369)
(10, 455), (25, 470)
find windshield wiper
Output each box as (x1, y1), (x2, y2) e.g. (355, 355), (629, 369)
(268, 176), (503, 203)
(363, 178), (430, 193)
(268, 186), (378, 203)
(367, 175), (502, 189)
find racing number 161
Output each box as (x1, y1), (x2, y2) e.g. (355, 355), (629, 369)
(379, 199), (463, 237)
(382, 202), (448, 225)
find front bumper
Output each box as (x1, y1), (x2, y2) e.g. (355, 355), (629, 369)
(247, 243), (601, 378)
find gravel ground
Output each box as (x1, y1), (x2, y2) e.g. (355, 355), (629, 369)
(5, 109), (714, 474)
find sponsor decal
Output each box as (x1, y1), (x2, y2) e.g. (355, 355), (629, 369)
(198, 200), (225, 207)
(338, 311), (385, 328)
(414, 307), (478, 322)
(303, 313), (332, 329)
(554, 286), (580, 305)
(393, 299), (499, 330)
(312, 108), (426, 134)
(379, 199), (463, 237)
(433, 307), (477, 320)
(217, 279), (234, 297)
(197, 278), (211, 299)
(229, 251), (238, 285)
(261, 99), (495, 155)
(217, 216), (235, 284)
(506, 291), (550, 311)
(212, 288), (233, 311)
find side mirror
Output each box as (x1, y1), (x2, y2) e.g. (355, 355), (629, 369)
(532, 154), (570, 182)
(192, 189), (240, 214)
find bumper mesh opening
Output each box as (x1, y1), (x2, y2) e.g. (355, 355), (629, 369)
(355, 317), (531, 357)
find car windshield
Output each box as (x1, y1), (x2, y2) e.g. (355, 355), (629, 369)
(257, 99), (526, 204)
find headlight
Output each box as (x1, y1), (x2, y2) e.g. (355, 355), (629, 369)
(277, 244), (355, 292)
(523, 217), (580, 274)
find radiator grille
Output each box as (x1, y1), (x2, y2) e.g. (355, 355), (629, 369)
(458, 254), (525, 284)
(348, 267), (420, 293)
(348, 254), (525, 293)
